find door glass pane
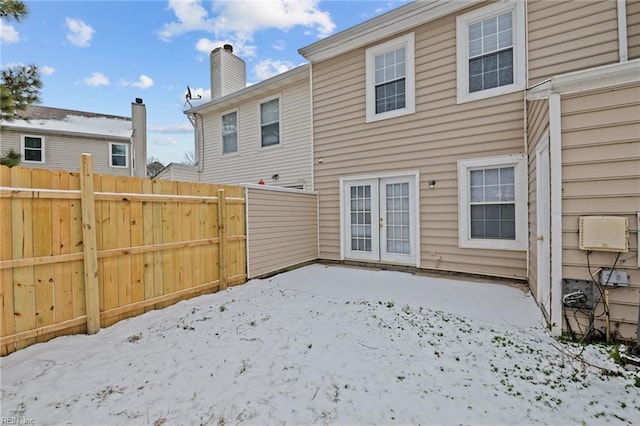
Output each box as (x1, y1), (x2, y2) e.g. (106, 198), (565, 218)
(350, 184), (372, 253)
(385, 182), (410, 254)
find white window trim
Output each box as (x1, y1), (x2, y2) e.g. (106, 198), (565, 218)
(221, 108), (240, 156)
(20, 134), (45, 164)
(109, 142), (129, 168)
(365, 32), (415, 123)
(259, 96), (282, 149)
(457, 154), (527, 250)
(456, 0), (526, 104)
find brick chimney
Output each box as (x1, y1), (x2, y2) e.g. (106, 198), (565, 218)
(210, 44), (246, 99)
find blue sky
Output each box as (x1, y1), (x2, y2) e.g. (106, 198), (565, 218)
(1, 0), (409, 165)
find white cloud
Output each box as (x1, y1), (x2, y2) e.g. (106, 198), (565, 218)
(210, 0), (335, 38)
(66, 18), (94, 47)
(82, 72), (109, 87)
(149, 124), (193, 134)
(150, 135), (178, 145)
(0, 21), (20, 44)
(158, 0), (215, 41)
(40, 66), (55, 75)
(195, 37), (255, 58)
(272, 39), (285, 51)
(254, 59), (296, 80)
(132, 75), (154, 89)
(161, 0), (335, 54)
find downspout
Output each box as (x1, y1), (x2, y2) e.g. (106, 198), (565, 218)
(617, 0), (629, 62)
(130, 131), (135, 177)
(549, 93), (563, 336)
(309, 64), (315, 192)
(523, 0), (530, 280)
(187, 112), (204, 182)
(309, 63), (321, 261)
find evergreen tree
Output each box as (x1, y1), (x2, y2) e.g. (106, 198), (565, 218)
(0, 147), (22, 167)
(0, 0), (42, 122)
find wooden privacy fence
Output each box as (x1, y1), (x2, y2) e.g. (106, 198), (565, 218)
(0, 154), (246, 355)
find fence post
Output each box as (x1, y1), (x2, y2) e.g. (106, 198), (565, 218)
(217, 188), (227, 290)
(80, 154), (100, 334)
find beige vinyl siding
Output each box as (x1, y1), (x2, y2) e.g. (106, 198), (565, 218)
(246, 187), (318, 278)
(629, 0), (640, 59)
(1, 129), (132, 176)
(313, 11), (527, 279)
(528, 0), (619, 86)
(526, 99), (550, 299)
(199, 78), (312, 189)
(561, 83), (640, 341)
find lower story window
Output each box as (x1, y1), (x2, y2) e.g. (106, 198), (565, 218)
(110, 143), (128, 167)
(458, 154), (526, 250)
(22, 135), (44, 163)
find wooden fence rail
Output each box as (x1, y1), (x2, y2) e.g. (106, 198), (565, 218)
(0, 154), (246, 355)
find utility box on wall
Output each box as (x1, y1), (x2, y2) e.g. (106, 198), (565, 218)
(579, 216), (628, 252)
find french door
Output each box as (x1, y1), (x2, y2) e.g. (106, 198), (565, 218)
(343, 175), (418, 265)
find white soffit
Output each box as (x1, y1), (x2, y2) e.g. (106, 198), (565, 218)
(299, 0), (479, 62)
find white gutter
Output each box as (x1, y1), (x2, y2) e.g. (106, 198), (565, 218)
(549, 93), (563, 337)
(527, 60), (640, 101)
(130, 133), (135, 177)
(617, 0), (628, 62)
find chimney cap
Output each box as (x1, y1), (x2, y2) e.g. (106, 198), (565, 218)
(135, 98), (143, 104)
(223, 44), (233, 53)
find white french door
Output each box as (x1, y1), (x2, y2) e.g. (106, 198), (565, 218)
(343, 175), (418, 265)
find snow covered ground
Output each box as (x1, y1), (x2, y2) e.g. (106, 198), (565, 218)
(1, 264), (638, 425)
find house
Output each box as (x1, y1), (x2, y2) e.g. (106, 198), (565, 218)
(179, 45), (313, 189)
(0, 99), (147, 178)
(153, 162), (199, 181)
(298, 0), (639, 341)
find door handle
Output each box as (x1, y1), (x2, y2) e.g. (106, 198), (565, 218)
(379, 217), (384, 228)
(537, 235), (544, 241)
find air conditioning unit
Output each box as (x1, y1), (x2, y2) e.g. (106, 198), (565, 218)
(578, 216), (628, 252)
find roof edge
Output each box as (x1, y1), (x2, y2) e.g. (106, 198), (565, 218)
(184, 63), (310, 115)
(299, 0), (479, 62)
(527, 59), (640, 100)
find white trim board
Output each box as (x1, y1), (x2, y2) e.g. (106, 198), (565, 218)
(527, 60), (640, 100)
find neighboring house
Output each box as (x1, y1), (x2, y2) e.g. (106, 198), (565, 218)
(180, 45), (313, 189)
(0, 99), (147, 178)
(153, 162), (198, 181)
(298, 0), (639, 340)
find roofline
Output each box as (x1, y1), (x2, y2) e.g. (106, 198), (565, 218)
(298, 0), (479, 62)
(0, 125), (132, 141)
(526, 59), (640, 100)
(184, 63), (310, 115)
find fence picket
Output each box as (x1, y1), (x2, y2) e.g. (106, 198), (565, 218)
(0, 166), (15, 355)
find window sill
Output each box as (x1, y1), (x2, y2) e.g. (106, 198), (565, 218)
(456, 82), (524, 105)
(459, 238), (526, 251)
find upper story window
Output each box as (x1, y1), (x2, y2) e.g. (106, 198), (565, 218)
(456, 1), (525, 104)
(109, 143), (128, 168)
(457, 154), (527, 250)
(222, 111), (238, 154)
(366, 33), (415, 122)
(260, 98), (280, 147)
(21, 135), (45, 163)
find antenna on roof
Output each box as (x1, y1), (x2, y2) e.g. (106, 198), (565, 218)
(185, 86), (202, 108)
